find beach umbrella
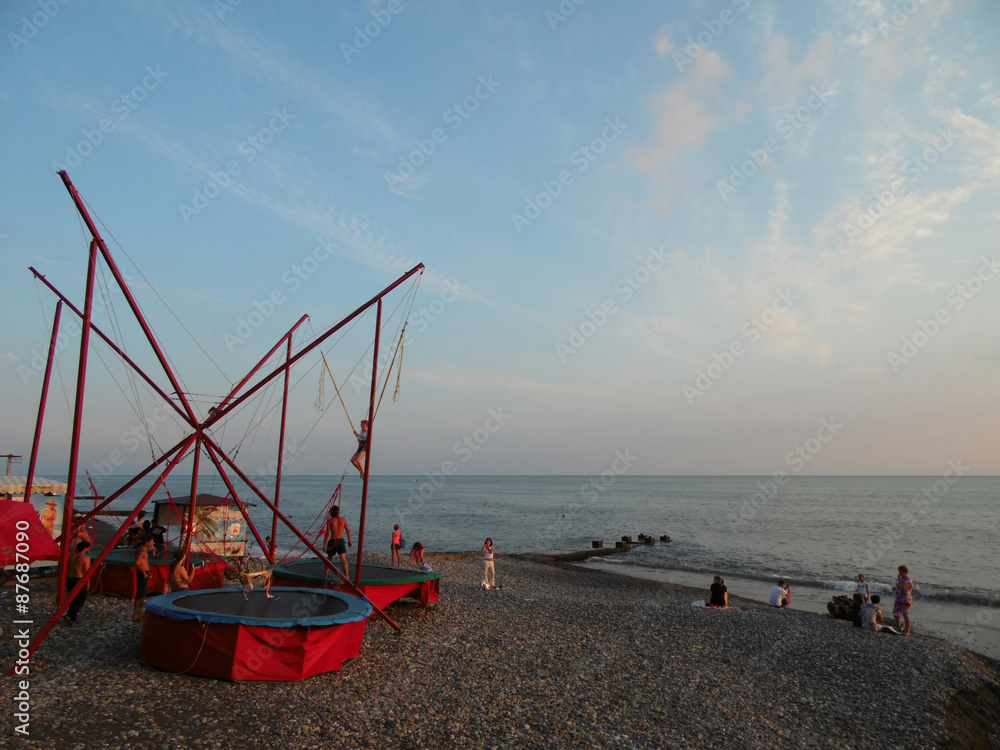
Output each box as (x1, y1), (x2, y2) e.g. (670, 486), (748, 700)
(0, 499), (61, 566)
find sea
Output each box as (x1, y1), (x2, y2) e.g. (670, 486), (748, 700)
(90, 474), (1000, 660)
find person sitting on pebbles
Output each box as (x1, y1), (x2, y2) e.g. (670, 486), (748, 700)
(707, 575), (729, 608)
(769, 580), (792, 608)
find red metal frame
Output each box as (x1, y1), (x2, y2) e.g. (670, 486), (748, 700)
(354, 298), (382, 586)
(56, 241), (98, 605)
(21, 301), (63, 513)
(11, 172), (422, 672)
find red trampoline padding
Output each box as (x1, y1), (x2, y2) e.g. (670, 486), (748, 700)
(137, 611), (368, 681)
(88, 559), (226, 597)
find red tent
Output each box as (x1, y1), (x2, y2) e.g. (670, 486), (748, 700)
(0, 499), (61, 566)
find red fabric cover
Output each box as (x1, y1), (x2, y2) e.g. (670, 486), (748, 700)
(0, 499), (61, 565)
(88, 560), (226, 597)
(270, 573), (440, 609)
(137, 611), (368, 681)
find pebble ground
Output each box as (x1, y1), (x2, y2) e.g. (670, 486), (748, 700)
(2, 553), (999, 749)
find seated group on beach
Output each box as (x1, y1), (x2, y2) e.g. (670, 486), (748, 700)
(826, 567), (915, 635)
(705, 566), (915, 636)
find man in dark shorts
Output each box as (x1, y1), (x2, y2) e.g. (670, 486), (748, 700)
(133, 538), (153, 622)
(323, 506), (352, 579)
(64, 540), (92, 624)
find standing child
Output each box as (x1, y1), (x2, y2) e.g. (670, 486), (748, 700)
(391, 524), (403, 567)
(481, 538), (496, 590)
(893, 565), (914, 635)
(351, 420), (370, 478)
(857, 573), (870, 603)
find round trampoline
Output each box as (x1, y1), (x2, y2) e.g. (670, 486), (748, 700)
(272, 560), (442, 609)
(88, 547), (225, 597)
(137, 587), (372, 681)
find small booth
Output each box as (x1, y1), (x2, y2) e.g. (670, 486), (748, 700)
(152, 493), (254, 557)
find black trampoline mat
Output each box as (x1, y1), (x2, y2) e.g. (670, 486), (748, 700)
(283, 561), (429, 583)
(172, 589), (349, 619)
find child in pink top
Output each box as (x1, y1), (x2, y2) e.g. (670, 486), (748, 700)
(391, 524), (403, 567)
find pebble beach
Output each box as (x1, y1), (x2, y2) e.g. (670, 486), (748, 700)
(3, 553), (999, 750)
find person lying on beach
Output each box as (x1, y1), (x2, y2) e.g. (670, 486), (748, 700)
(707, 576), (728, 608)
(860, 595), (901, 634)
(350, 420), (369, 479)
(769, 580), (791, 608)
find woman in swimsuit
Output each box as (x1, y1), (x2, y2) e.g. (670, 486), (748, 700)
(892, 565), (913, 635)
(391, 524), (403, 567)
(169, 550), (192, 592)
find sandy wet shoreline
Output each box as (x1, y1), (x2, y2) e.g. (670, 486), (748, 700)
(2, 552), (999, 749)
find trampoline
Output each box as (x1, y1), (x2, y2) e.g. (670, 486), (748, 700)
(137, 587), (372, 681)
(272, 560), (442, 609)
(87, 547), (226, 597)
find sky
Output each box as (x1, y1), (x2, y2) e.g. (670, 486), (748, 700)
(1, 0), (999, 480)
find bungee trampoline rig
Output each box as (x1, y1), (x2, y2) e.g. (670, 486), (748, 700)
(11, 171), (428, 680)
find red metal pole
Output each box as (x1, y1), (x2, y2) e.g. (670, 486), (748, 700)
(22, 301), (63, 510)
(216, 315), (308, 412)
(57, 172), (199, 425)
(209, 264), (424, 426)
(202, 436), (401, 633)
(270, 336), (292, 559)
(29, 268), (192, 425)
(202, 443), (273, 564)
(183, 436), (202, 565)
(67, 434), (192, 529)
(10, 434), (195, 673)
(57, 241), (97, 606)
(354, 298), (381, 587)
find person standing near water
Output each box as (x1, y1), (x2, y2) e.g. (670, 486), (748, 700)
(323, 507), (352, 579)
(893, 565), (913, 635)
(481, 538), (496, 590)
(857, 573), (870, 604)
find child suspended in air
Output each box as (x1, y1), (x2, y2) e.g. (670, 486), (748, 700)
(351, 420), (369, 478)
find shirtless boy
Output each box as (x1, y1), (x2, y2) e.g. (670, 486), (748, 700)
(133, 538), (153, 621)
(64, 540), (91, 624)
(323, 506), (352, 579)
